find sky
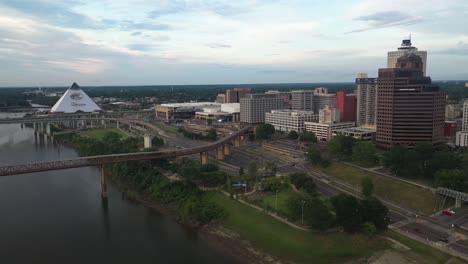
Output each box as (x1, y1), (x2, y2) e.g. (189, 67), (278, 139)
(0, 0), (467, 87)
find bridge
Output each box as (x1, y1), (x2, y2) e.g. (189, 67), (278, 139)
(437, 187), (468, 209)
(0, 122), (251, 198)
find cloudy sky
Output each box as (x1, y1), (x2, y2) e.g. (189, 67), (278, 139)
(0, 0), (467, 87)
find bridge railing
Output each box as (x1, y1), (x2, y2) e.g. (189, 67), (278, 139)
(437, 187), (468, 202)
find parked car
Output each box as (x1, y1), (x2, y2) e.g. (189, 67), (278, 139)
(442, 210), (455, 216)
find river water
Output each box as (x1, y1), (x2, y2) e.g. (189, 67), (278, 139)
(0, 113), (237, 263)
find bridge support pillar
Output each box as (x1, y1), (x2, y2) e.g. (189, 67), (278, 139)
(33, 122), (37, 131)
(200, 152), (209, 165)
(456, 198), (462, 209)
(224, 143), (231, 155)
(116, 121), (120, 129)
(39, 122), (45, 134)
(101, 119), (106, 128)
(144, 134), (152, 149)
(233, 136), (241, 147)
(216, 147), (225, 160)
(100, 166), (107, 199)
(45, 123), (51, 136)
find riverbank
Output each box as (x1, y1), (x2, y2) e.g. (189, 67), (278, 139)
(109, 175), (274, 264)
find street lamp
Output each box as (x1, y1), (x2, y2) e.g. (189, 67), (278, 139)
(301, 200), (306, 225)
(275, 189), (279, 213)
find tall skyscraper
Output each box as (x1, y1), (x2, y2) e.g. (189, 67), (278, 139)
(376, 54), (446, 148)
(291, 90), (314, 111)
(313, 94), (336, 113)
(356, 73), (378, 128)
(456, 100), (468, 146)
(336, 91), (357, 122)
(225, 88), (251, 103)
(240, 93), (285, 124)
(388, 38), (427, 76)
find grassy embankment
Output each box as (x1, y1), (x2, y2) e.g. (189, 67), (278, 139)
(78, 128), (129, 140)
(385, 230), (467, 264)
(211, 192), (387, 264)
(321, 162), (438, 215)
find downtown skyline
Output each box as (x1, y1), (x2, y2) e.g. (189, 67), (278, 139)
(0, 0), (467, 87)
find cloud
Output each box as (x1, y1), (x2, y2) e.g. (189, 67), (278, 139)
(127, 43), (158, 51)
(131, 31), (142, 36)
(148, 0), (247, 18)
(206, 43), (231, 48)
(347, 11), (423, 33)
(0, 0), (172, 31)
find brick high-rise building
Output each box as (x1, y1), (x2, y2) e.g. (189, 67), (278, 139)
(336, 91), (357, 122)
(376, 54), (446, 148)
(356, 73), (378, 128)
(225, 88), (251, 103)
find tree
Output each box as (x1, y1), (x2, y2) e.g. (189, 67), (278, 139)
(434, 169), (467, 192)
(262, 177), (285, 191)
(239, 167), (244, 177)
(207, 119), (213, 125)
(361, 198), (389, 230)
(361, 222), (377, 237)
(151, 136), (164, 147)
(361, 176), (374, 197)
(306, 146), (322, 166)
(205, 128), (217, 141)
(331, 194), (363, 232)
(328, 135), (356, 159)
(352, 141), (377, 167)
(290, 173), (316, 196)
(287, 130), (299, 140)
(286, 192), (306, 220)
(255, 124), (275, 139)
(265, 162), (278, 176)
(247, 161), (258, 182)
(299, 131), (318, 142)
(426, 151), (461, 179)
(382, 145), (407, 176)
(305, 198), (334, 231)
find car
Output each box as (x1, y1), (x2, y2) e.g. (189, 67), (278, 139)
(442, 210), (454, 216)
(439, 238), (449, 243)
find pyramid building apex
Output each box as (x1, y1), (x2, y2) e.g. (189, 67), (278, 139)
(50, 83), (102, 113)
(70, 82), (80, 90)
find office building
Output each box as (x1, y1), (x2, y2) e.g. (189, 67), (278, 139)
(319, 105), (340, 124)
(445, 104), (462, 120)
(216, 94), (226, 104)
(388, 38), (427, 76)
(305, 121), (355, 141)
(265, 110), (318, 133)
(240, 93), (285, 124)
(314, 87), (328, 94)
(462, 100), (468, 131)
(356, 73), (378, 128)
(225, 88), (251, 103)
(376, 54), (446, 148)
(313, 94), (336, 113)
(291, 90), (314, 111)
(336, 91), (357, 122)
(266, 90), (292, 106)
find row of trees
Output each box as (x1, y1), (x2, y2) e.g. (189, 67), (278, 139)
(331, 194), (389, 234)
(287, 130), (318, 142)
(328, 135), (378, 167)
(178, 127), (217, 141)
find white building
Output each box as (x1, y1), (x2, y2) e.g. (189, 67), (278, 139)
(265, 110), (318, 133)
(240, 93), (285, 124)
(304, 121), (355, 141)
(388, 38), (427, 76)
(356, 73), (378, 128)
(462, 100), (468, 131)
(319, 105), (340, 124)
(51, 82), (102, 113)
(456, 131), (468, 147)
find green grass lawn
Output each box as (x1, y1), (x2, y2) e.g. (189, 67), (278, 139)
(262, 190), (293, 216)
(211, 192), (388, 264)
(79, 128), (129, 140)
(321, 163), (438, 215)
(384, 230), (467, 264)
